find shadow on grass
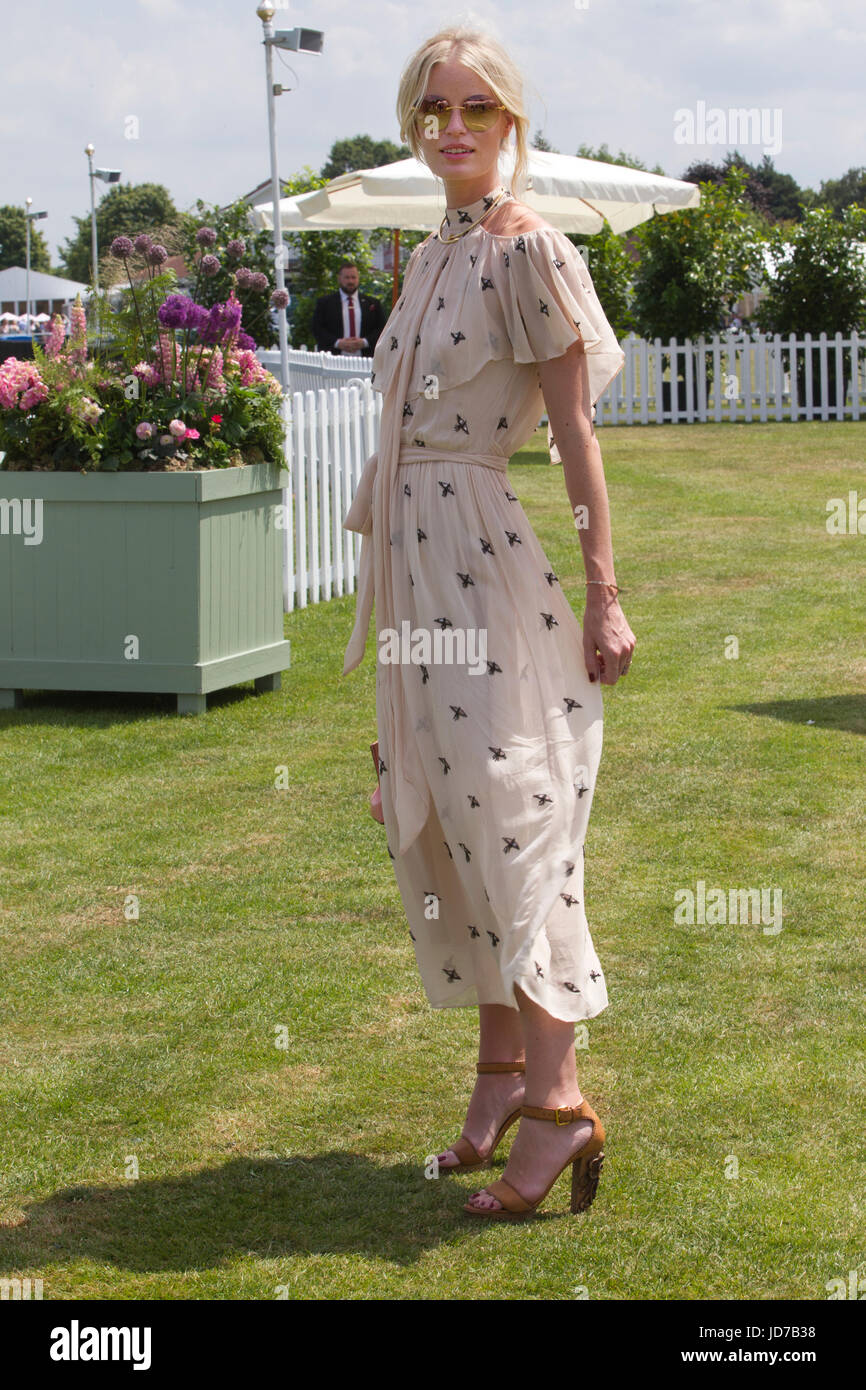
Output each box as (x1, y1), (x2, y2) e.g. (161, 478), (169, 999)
(0, 684), (261, 727)
(0, 1153), (564, 1274)
(730, 695), (866, 736)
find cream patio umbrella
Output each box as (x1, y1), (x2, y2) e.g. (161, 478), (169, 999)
(250, 148), (701, 305)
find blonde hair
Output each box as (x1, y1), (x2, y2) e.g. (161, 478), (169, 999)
(396, 26), (531, 199)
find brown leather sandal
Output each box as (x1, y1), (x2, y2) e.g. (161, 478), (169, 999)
(462, 1097), (605, 1219)
(438, 1062), (526, 1174)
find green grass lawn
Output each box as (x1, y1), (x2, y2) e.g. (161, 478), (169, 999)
(1, 421), (864, 1300)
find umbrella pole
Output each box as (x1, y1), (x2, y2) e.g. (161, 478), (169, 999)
(392, 228), (400, 307)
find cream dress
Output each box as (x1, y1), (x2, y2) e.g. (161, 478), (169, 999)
(342, 185), (624, 1023)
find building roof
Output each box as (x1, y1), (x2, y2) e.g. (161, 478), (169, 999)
(0, 265), (91, 303)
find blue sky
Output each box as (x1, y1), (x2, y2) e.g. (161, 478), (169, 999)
(3, 0), (864, 264)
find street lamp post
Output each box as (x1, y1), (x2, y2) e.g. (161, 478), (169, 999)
(25, 196), (32, 334)
(255, 4), (324, 394)
(24, 197), (48, 338)
(84, 143), (122, 312)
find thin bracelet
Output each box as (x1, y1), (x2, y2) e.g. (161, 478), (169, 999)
(586, 579), (624, 594)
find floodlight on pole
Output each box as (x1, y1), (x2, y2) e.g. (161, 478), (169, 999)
(256, 3), (325, 397)
(24, 198), (48, 338)
(85, 143), (122, 305)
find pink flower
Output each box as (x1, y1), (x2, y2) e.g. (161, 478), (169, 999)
(184, 427), (200, 440)
(0, 358), (49, 411)
(135, 421), (154, 440)
(168, 418), (187, 438)
(228, 347), (270, 388)
(44, 313), (66, 359)
(203, 345), (225, 392)
(69, 294), (88, 365)
(133, 361), (161, 387)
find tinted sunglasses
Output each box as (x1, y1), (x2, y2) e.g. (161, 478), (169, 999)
(414, 98), (507, 134)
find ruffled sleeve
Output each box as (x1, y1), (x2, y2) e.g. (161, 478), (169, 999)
(494, 226), (624, 406)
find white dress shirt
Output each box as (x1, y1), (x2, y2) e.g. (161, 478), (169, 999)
(339, 288), (368, 349)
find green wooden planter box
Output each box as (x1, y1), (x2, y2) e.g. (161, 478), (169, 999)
(0, 462), (291, 714)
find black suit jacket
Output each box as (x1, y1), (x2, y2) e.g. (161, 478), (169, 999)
(311, 290), (387, 357)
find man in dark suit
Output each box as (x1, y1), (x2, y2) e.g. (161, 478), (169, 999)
(311, 261), (386, 358)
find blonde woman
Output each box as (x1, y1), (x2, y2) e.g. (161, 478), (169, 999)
(342, 25), (635, 1219)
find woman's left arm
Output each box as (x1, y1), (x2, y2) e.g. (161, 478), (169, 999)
(538, 339), (636, 686)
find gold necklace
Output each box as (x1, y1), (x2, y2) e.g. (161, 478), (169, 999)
(437, 187), (510, 243)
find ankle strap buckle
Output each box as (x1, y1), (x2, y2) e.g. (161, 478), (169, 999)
(554, 1105), (575, 1126)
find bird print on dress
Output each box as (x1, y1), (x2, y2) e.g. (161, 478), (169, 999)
(371, 190), (610, 1019)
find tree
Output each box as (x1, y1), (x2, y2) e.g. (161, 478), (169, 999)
(0, 205), (53, 273)
(568, 224), (634, 339)
(680, 152), (803, 223)
(320, 135), (410, 181)
(630, 166), (765, 342)
(811, 167), (866, 219)
(57, 183), (178, 284)
(281, 155), (426, 348)
(755, 205), (866, 402)
(532, 130), (558, 152)
(577, 142), (667, 176)
(278, 168), (375, 349)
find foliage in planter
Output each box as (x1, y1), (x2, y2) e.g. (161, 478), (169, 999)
(173, 197), (288, 350)
(0, 226), (288, 473)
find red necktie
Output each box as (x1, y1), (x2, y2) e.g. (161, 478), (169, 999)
(348, 296), (356, 338)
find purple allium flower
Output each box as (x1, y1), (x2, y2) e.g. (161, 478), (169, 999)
(235, 267), (255, 289)
(271, 288), (290, 309)
(110, 236), (134, 258)
(148, 244), (168, 266)
(134, 234), (153, 254)
(187, 302), (210, 334)
(251, 272), (269, 292)
(199, 296), (243, 345)
(237, 331), (257, 351)
(158, 293), (197, 330)
(226, 238), (246, 260)
(196, 227), (217, 247)
(201, 254), (220, 277)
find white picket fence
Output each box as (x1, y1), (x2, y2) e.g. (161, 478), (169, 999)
(270, 335), (864, 609)
(595, 331), (864, 425)
(258, 347), (371, 395)
(279, 380), (381, 611)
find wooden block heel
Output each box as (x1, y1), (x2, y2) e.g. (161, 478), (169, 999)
(571, 1148), (604, 1213)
